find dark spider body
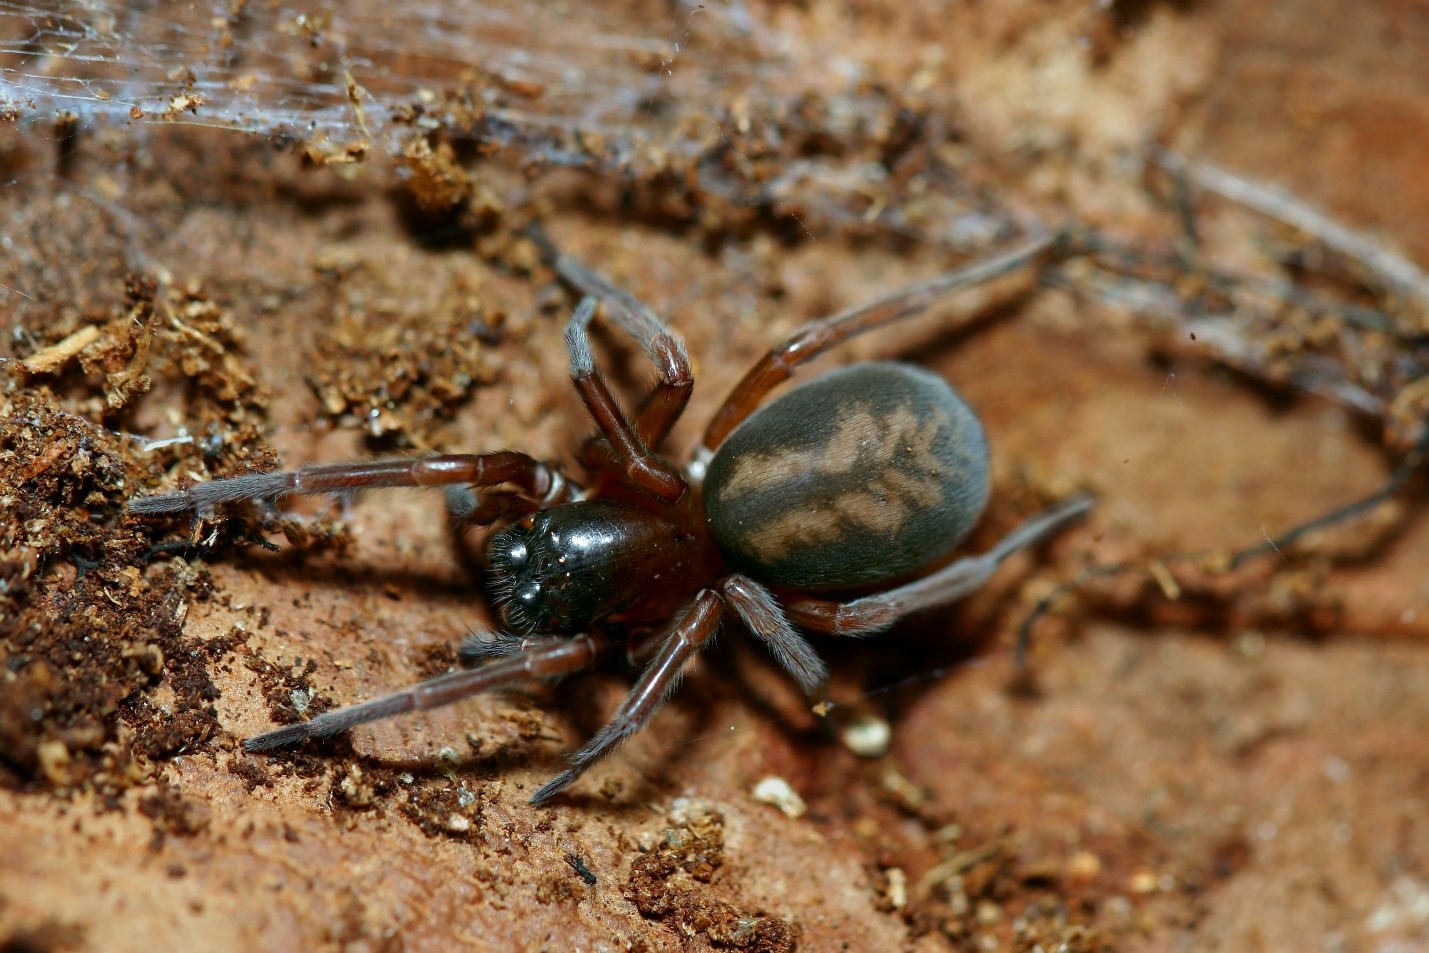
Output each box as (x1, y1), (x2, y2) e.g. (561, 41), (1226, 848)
(489, 362), (987, 634)
(130, 228), (1092, 806)
(704, 362), (989, 590)
(487, 499), (718, 635)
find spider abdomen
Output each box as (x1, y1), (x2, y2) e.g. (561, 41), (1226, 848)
(703, 362), (990, 590)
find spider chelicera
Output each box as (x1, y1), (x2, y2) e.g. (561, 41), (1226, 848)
(131, 227), (1092, 806)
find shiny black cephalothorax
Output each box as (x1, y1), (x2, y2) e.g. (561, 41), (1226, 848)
(131, 228), (1090, 807)
(487, 500), (709, 635)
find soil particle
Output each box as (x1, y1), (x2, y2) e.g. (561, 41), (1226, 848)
(303, 263), (505, 448)
(0, 381), (225, 795)
(626, 800), (799, 953)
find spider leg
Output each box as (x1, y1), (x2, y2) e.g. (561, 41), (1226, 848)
(781, 492), (1094, 636)
(445, 486), (544, 528)
(565, 297), (688, 502)
(529, 589), (723, 806)
(243, 633), (607, 751)
(457, 626), (545, 664)
(699, 233), (1061, 456)
(720, 574), (828, 700)
(529, 224), (694, 446)
(131, 452), (574, 516)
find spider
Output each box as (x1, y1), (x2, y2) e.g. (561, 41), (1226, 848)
(130, 226), (1092, 806)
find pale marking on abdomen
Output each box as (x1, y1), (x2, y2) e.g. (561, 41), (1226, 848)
(721, 403), (954, 563)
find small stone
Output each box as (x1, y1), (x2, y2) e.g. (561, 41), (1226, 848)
(37, 739), (71, 786)
(1129, 869), (1159, 894)
(751, 776), (807, 818)
(885, 867), (908, 910)
(1067, 850), (1102, 881)
(975, 900), (1003, 925)
(337, 764), (375, 807)
(841, 713), (892, 758)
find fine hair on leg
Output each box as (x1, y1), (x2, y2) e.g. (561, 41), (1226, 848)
(783, 492), (1094, 636)
(244, 634), (607, 751)
(131, 452), (571, 516)
(720, 574), (828, 699)
(529, 591), (723, 806)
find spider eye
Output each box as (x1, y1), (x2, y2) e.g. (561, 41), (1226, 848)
(500, 581), (543, 633)
(489, 525), (531, 574)
(505, 537), (529, 569)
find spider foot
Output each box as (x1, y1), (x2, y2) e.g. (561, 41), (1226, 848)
(458, 627), (534, 665)
(529, 769), (580, 807)
(244, 721), (324, 752)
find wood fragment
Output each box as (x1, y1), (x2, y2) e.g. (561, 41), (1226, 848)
(1156, 149), (1429, 307)
(20, 325), (101, 373)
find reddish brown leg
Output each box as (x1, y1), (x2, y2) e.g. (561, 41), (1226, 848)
(782, 493), (1093, 635)
(243, 633), (608, 750)
(699, 233), (1060, 455)
(529, 589), (723, 806)
(446, 487), (543, 528)
(566, 297), (687, 503)
(530, 225), (694, 446)
(131, 452), (573, 515)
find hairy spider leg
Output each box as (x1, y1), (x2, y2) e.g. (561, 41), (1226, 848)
(529, 589), (723, 806)
(129, 452), (575, 516)
(780, 492), (1095, 635)
(700, 233), (1062, 456)
(243, 633), (608, 751)
(719, 573), (828, 700)
(564, 297), (688, 502)
(446, 487), (545, 529)
(457, 626), (553, 663)
(528, 224), (695, 447)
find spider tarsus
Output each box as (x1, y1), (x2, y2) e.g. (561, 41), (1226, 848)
(458, 629), (529, 664)
(128, 491), (200, 515)
(243, 722), (318, 752)
(130, 471), (292, 515)
(445, 484), (479, 520)
(529, 769), (578, 807)
(564, 298), (599, 374)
